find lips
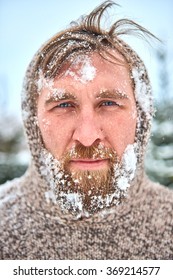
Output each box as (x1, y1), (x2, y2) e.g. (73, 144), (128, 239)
(69, 158), (109, 170)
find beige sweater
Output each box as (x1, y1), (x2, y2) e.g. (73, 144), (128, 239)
(0, 165), (173, 259)
(1, 4), (173, 259)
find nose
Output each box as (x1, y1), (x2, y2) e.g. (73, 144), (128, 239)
(72, 109), (104, 147)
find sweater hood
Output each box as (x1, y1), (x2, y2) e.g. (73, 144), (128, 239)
(21, 11), (153, 217)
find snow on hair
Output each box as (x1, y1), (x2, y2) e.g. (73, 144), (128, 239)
(22, 0), (158, 174)
(33, 0), (158, 80)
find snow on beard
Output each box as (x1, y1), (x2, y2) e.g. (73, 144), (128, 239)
(37, 53), (138, 217)
(39, 142), (137, 218)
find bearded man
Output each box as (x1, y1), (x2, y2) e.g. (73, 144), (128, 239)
(0, 1), (173, 259)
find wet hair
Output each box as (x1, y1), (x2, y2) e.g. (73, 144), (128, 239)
(33, 0), (157, 80)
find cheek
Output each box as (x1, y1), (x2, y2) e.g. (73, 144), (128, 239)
(102, 112), (136, 156)
(38, 114), (74, 155)
(40, 118), (51, 134)
(38, 117), (56, 150)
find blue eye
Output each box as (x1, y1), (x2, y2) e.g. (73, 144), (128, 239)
(102, 101), (119, 106)
(57, 102), (72, 108)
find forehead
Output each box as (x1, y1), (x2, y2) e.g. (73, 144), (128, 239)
(38, 50), (133, 98)
(58, 50), (129, 78)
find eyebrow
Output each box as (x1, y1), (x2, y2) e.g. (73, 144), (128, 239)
(96, 89), (129, 100)
(45, 89), (128, 107)
(45, 92), (76, 106)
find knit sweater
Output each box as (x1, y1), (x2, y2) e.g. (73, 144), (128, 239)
(1, 3), (173, 259)
(0, 165), (173, 259)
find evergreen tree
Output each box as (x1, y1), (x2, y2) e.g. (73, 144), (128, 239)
(145, 48), (173, 188)
(0, 115), (29, 184)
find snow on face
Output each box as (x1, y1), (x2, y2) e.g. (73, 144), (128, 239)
(39, 143), (137, 218)
(37, 70), (66, 99)
(113, 144), (137, 191)
(36, 55), (96, 106)
(36, 52), (138, 218)
(26, 50), (145, 219)
(64, 54), (96, 84)
(132, 67), (152, 116)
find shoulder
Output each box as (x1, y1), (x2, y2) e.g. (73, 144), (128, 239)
(125, 178), (173, 258)
(0, 177), (24, 209)
(0, 176), (25, 258)
(0, 166), (39, 228)
(126, 175), (173, 218)
(141, 177), (173, 206)
(135, 177), (173, 234)
(0, 165), (43, 217)
(0, 167), (42, 259)
(0, 173), (31, 227)
(0, 165), (42, 208)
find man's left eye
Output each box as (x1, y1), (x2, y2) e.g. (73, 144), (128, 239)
(101, 101), (119, 106)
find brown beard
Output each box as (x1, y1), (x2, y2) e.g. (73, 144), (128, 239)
(57, 142), (118, 213)
(40, 142), (137, 216)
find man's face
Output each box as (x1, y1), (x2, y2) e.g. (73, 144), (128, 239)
(37, 51), (137, 215)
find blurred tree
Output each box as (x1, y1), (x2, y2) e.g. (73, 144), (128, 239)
(0, 115), (29, 184)
(0, 73), (29, 184)
(145, 47), (173, 188)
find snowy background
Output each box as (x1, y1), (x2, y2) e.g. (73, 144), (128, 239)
(0, 0), (173, 186)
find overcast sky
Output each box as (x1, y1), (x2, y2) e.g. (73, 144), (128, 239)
(0, 0), (173, 121)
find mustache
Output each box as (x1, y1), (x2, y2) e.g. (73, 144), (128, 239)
(61, 142), (118, 165)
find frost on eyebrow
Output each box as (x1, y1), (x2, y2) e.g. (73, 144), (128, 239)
(64, 55), (96, 84)
(95, 89), (129, 100)
(45, 91), (76, 107)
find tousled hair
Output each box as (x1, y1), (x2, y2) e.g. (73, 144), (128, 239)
(22, 1), (155, 178)
(34, 1), (157, 80)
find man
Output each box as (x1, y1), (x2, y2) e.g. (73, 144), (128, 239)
(0, 1), (173, 259)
